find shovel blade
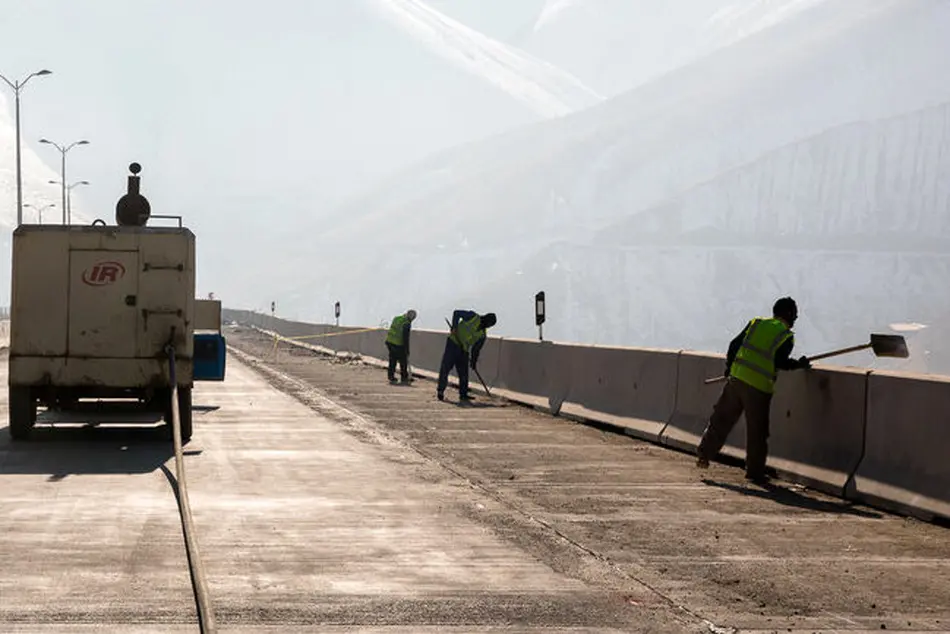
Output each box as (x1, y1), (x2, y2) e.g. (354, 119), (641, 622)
(870, 333), (909, 358)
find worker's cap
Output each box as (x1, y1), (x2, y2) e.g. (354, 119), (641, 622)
(406, 309), (418, 321)
(480, 313), (497, 328)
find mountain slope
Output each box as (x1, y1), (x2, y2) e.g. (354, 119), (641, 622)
(343, 101), (950, 372)
(372, 0), (603, 117)
(308, 0), (947, 253)
(519, 0), (830, 96)
(252, 0), (950, 375)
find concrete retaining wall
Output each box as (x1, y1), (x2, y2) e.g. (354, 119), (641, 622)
(224, 309), (950, 523)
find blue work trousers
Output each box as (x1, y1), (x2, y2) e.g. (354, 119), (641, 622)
(437, 339), (469, 396)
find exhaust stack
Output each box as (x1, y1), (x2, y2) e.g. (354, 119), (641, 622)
(115, 162), (151, 227)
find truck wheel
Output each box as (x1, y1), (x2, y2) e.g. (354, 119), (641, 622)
(164, 387), (193, 444)
(9, 386), (36, 441)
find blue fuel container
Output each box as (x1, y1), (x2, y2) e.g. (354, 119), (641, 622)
(193, 333), (226, 381)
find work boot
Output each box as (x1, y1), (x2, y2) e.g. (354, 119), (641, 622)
(745, 472), (771, 486)
(696, 456), (710, 469)
(459, 393), (475, 402)
(388, 376), (398, 384)
(400, 376), (411, 385)
(436, 391), (444, 401)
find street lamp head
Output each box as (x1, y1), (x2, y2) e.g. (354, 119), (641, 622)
(78, 180), (90, 185)
(36, 70), (52, 76)
(77, 140), (90, 146)
(48, 179), (59, 185)
(39, 138), (51, 145)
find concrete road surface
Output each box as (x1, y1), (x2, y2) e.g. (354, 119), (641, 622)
(226, 328), (950, 633)
(0, 348), (673, 632)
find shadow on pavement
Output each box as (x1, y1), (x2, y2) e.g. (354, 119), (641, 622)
(455, 401), (504, 409)
(0, 405), (205, 476)
(702, 478), (883, 519)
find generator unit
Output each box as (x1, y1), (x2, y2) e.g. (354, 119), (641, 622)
(8, 163), (196, 441)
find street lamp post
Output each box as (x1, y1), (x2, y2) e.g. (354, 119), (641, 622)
(24, 202), (56, 224)
(49, 179), (89, 225)
(39, 138), (89, 225)
(0, 69), (52, 227)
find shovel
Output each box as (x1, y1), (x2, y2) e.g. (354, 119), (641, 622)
(703, 333), (909, 384)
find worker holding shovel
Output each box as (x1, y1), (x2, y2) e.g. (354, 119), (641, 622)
(437, 310), (497, 403)
(696, 297), (810, 484)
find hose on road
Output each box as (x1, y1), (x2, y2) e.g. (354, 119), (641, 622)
(166, 343), (217, 634)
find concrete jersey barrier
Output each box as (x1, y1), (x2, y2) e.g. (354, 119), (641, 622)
(492, 339), (571, 413)
(851, 371), (950, 521)
(225, 310), (950, 523)
(557, 344), (679, 442)
(767, 367), (869, 496)
(662, 351), (746, 459)
(401, 330), (447, 375)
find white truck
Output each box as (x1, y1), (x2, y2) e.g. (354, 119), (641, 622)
(7, 163), (196, 441)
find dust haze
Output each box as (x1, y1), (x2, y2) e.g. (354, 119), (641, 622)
(1, 0), (947, 373)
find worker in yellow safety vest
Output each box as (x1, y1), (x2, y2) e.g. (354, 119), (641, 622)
(386, 309), (417, 384)
(696, 297), (810, 484)
(437, 310), (497, 402)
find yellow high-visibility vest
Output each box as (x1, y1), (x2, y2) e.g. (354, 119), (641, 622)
(450, 315), (484, 352)
(729, 317), (792, 394)
(386, 315), (408, 346)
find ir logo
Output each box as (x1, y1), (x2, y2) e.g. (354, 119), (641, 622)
(82, 261), (126, 286)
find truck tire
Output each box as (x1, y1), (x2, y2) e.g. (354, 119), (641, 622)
(164, 387), (193, 444)
(9, 386), (36, 441)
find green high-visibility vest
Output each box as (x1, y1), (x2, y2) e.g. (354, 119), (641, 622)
(450, 315), (484, 352)
(729, 317), (792, 394)
(386, 315), (408, 346)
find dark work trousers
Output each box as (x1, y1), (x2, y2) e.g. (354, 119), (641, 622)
(697, 377), (773, 478)
(386, 342), (408, 382)
(437, 339), (469, 397)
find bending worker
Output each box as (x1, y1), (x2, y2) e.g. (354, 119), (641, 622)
(437, 310), (497, 402)
(696, 297), (810, 484)
(386, 309), (417, 384)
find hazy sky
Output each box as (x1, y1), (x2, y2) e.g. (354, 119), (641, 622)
(3, 1), (947, 376)
(1, 11), (542, 217)
(0, 0), (826, 285)
(0, 1), (575, 295)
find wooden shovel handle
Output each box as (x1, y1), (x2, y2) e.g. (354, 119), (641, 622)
(705, 342), (873, 383)
(806, 343), (872, 362)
